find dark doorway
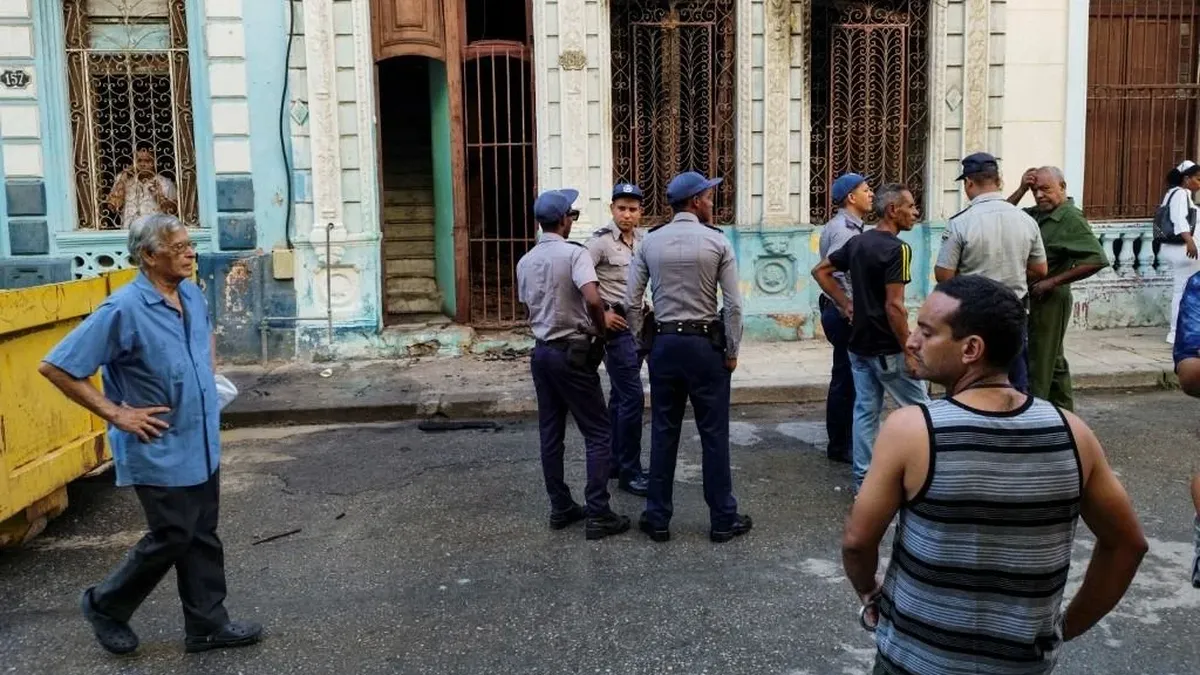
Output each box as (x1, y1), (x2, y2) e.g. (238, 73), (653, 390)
(462, 0), (536, 327)
(378, 56), (441, 322)
(809, 0), (930, 223)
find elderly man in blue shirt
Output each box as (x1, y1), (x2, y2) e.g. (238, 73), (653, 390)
(39, 214), (261, 656)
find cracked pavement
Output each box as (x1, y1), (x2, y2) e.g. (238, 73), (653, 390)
(1, 393), (1199, 674)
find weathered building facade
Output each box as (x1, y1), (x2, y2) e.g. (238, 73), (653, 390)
(0, 0), (1183, 361)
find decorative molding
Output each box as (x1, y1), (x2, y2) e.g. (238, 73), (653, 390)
(557, 0), (590, 226)
(558, 49), (586, 71)
(597, 1), (614, 221)
(735, 0), (754, 225)
(762, 0), (793, 226)
(927, 0), (949, 219)
(302, 0), (344, 251)
(352, 0), (379, 243)
(962, 0), (990, 155)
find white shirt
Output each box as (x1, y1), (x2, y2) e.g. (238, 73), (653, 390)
(116, 174), (177, 228)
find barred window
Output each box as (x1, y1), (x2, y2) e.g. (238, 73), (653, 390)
(64, 0), (198, 231)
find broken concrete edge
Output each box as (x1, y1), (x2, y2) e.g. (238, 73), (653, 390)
(219, 367), (1178, 430)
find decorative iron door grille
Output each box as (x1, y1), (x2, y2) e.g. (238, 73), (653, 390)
(809, 0), (929, 223)
(1086, 0), (1200, 220)
(64, 0), (198, 231)
(611, 0), (737, 226)
(463, 41), (537, 327)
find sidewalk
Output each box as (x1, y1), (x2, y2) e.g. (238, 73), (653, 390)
(219, 327), (1177, 428)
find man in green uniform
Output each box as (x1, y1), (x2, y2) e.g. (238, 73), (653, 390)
(1008, 166), (1108, 410)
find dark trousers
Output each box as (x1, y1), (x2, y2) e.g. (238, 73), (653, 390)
(604, 330), (645, 480)
(530, 344), (613, 517)
(91, 471), (229, 636)
(820, 300), (855, 459)
(644, 333), (738, 530)
(1009, 319), (1030, 394)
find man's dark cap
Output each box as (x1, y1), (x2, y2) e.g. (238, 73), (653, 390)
(956, 152), (1000, 181)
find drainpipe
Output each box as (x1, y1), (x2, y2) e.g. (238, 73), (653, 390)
(258, 223), (337, 363)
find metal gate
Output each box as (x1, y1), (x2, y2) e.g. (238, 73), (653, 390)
(1085, 0), (1200, 220)
(463, 41), (536, 326)
(809, 1), (929, 222)
(610, 0), (737, 226)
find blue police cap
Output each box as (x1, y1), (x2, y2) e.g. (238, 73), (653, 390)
(612, 183), (644, 201)
(956, 152), (1000, 181)
(666, 171), (723, 204)
(831, 173), (867, 205)
(533, 188), (580, 224)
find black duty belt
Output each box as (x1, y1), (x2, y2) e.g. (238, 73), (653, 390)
(656, 321), (718, 337)
(536, 339), (572, 351)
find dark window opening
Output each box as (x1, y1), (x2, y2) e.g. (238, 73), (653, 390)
(466, 0), (528, 44)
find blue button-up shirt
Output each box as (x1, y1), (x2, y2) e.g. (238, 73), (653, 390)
(43, 273), (220, 487)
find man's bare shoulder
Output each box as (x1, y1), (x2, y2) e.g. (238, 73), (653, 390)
(876, 405), (929, 454)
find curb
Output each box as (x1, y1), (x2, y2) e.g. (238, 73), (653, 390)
(220, 367), (1176, 429)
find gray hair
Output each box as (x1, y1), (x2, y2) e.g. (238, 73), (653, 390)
(127, 214), (186, 266)
(1037, 166), (1067, 186)
(873, 183), (910, 220)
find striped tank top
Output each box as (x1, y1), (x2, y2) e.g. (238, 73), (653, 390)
(875, 396), (1082, 675)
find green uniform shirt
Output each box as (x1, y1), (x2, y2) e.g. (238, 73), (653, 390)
(1024, 201), (1108, 282)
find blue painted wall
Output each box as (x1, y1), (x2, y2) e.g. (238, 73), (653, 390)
(0, 140), (7, 258)
(243, 0), (292, 249)
(31, 0), (72, 236)
(429, 60), (456, 317)
(185, 0), (217, 234)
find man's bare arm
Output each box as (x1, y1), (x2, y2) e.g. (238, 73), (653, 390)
(1026, 260), (1049, 282)
(843, 407), (927, 598)
(38, 363), (169, 442)
(1061, 412), (1148, 642)
(884, 283), (910, 346)
(934, 266), (956, 283)
(580, 281), (607, 336)
(812, 259), (852, 320)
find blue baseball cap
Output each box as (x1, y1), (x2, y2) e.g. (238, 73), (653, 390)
(666, 171), (723, 204)
(533, 188), (580, 224)
(956, 152), (999, 181)
(831, 173), (867, 204)
(612, 182), (644, 201)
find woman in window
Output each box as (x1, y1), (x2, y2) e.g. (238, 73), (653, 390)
(1159, 160), (1200, 344)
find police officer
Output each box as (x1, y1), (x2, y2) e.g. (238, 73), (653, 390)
(517, 188), (631, 540)
(586, 183), (650, 497)
(625, 172), (752, 544)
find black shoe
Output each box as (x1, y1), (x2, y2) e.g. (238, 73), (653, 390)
(826, 452), (852, 465)
(585, 512), (631, 540)
(618, 474), (650, 497)
(710, 514), (753, 543)
(549, 503), (586, 530)
(80, 588), (139, 655)
(185, 620), (263, 653)
(638, 512), (670, 543)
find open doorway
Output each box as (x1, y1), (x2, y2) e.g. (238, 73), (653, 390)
(377, 56), (441, 323)
(462, 0), (536, 326)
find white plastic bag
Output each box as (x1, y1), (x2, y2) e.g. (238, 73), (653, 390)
(214, 373), (239, 411)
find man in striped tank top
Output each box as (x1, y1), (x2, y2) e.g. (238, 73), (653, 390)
(842, 275), (1148, 675)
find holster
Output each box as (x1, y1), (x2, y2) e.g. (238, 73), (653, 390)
(566, 336), (606, 371)
(709, 320), (727, 352)
(639, 310), (657, 355)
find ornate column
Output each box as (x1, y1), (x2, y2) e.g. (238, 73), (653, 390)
(962, 0), (991, 154)
(735, 0), (754, 225)
(557, 0), (591, 226)
(762, 0), (795, 226)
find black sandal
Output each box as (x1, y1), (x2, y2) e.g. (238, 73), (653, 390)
(80, 588), (139, 655)
(185, 619), (263, 653)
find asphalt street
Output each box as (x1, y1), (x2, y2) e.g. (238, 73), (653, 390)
(1, 392), (1198, 675)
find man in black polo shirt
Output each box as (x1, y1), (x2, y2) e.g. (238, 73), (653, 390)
(812, 183), (930, 492)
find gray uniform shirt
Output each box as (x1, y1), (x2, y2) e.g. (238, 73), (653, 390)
(818, 209), (865, 299)
(516, 232), (598, 342)
(625, 212), (744, 358)
(584, 221), (644, 307)
(936, 192), (1047, 300)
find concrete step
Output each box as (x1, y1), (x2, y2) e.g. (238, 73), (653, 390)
(385, 296), (442, 314)
(384, 240), (435, 259)
(383, 222), (435, 241)
(384, 205), (435, 223)
(383, 190), (433, 206)
(384, 258), (435, 278)
(386, 277), (438, 296)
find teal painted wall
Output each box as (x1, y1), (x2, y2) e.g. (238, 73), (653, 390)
(243, 0), (291, 249)
(31, 0), (71, 236)
(429, 60), (456, 316)
(0, 137), (7, 258)
(185, 0), (217, 234)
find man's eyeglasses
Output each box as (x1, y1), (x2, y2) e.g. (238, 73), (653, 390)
(165, 240), (197, 255)
(567, 209), (581, 220)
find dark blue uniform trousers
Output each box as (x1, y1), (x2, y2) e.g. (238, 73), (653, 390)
(530, 344), (613, 517)
(604, 330), (645, 480)
(820, 300), (855, 459)
(644, 333), (739, 530)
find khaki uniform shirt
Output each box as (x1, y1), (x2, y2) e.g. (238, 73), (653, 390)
(937, 192), (1047, 300)
(584, 221), (644, 308)
(516, 233), (597, 342)
(625, 212), (744, 358)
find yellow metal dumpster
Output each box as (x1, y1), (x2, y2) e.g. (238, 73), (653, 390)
(0, 269), (138, 546)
